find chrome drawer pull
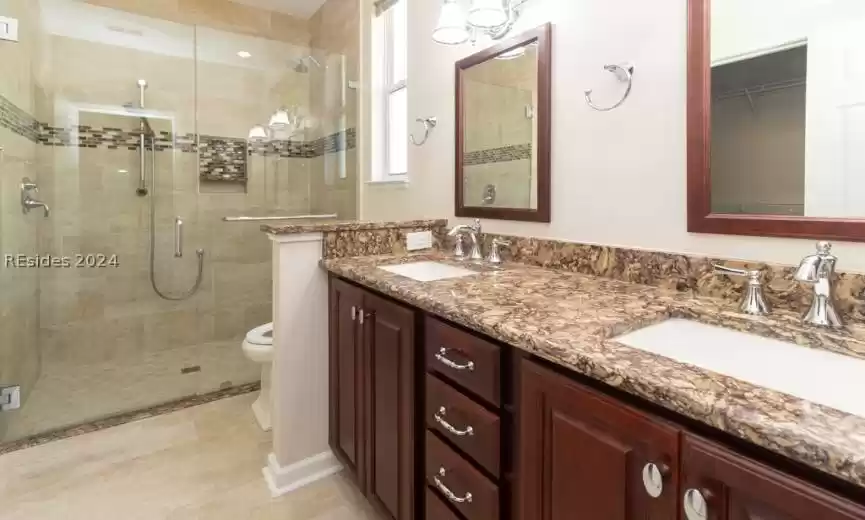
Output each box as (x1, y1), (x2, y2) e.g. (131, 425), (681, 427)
(436, 347), (475, 371)
(434, 407), (474, 437)
(434, 467), (473, 504)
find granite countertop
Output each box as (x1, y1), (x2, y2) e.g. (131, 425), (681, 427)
(262, 218), (447, 235)
(322, 252), (865, 489)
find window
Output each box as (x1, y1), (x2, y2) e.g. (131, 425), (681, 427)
(372, 0), (407, 181)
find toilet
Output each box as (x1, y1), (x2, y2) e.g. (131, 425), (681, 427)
(242, 322), (274, 431)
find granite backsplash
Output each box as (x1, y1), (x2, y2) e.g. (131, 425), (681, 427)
(452, 233), (865, 324)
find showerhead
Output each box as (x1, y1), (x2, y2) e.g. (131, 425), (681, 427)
(292, 56), (321, 73)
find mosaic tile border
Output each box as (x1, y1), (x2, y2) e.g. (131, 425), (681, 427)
(479, 233), (865, 324)
(0, 94), (355, 158)
(464, 143), (532, 166)
(0, 382), (260, 455)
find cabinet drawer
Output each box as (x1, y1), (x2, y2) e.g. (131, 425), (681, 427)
(425, 488), (463, 520)
(425, 316), (501, 407)
(426, 374), (501, 476)
(426, 431), (499, 520)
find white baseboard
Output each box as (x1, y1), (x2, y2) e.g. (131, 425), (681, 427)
(262, 450), (343, 497)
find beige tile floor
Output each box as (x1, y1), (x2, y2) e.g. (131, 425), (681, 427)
(0, 394), (379, 520)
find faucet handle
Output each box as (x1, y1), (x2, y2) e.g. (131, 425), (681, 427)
(815, 241), (832, 255)
(713, 264), (760, 281)
(713, 264), (770, 316)
(486, 238), (511, 265)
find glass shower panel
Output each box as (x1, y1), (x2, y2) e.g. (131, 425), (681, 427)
(0, 0), (216, 443)
(0, 0), (42, 444)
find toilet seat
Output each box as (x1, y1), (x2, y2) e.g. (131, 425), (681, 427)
(246, 322), (273, 346)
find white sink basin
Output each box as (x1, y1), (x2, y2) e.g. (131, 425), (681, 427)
(615, 319), (865, 418)
(378, 261), (478, 282)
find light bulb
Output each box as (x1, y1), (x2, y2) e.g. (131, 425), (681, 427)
(432, 0), (469, 45)
(468, 0), (507, 29)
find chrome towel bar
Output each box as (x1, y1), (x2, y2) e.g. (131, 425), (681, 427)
(222, 214), (338, 222)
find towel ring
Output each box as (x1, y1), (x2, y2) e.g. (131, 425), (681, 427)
(410, 117), (437, 146)
(584, 64), (635, 112)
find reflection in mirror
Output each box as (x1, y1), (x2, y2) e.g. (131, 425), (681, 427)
(462, 42), (538, 210)
(710, 1), (865, 218)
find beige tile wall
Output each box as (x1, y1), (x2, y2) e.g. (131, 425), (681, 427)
(0, 0), (43, 442)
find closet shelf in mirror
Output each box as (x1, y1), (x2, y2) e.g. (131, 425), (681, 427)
(713, 77), (806, 101)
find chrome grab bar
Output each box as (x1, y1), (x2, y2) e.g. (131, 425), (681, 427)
(222, 214), (338, 222)
(174, 217), (183, 258)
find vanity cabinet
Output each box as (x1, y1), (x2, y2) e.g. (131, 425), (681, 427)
(519, 359), (681, 520)
(328, 278), (416, 520)
(329, 278), (364, 485)
(328, 275), (865, 520)
(681, 435), (865, 520)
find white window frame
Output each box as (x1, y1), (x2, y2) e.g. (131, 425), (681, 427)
(371, 0), (408, 182)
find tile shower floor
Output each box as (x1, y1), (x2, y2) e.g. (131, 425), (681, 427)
(5, 339), (260, 441)
(0, 393), (380, 520)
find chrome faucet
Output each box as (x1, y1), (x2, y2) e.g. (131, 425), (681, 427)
(447, 219), (483, 261)
(20, 177), (50, 217)
(23, 198), (50, 217)
(794, 241), (843, 328)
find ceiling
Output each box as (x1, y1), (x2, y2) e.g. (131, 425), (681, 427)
(228, 0), (328, 19)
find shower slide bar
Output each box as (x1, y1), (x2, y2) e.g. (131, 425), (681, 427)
(222, 214), (338, 222)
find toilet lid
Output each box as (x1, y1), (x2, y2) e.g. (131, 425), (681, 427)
(246, 322), (273, 346)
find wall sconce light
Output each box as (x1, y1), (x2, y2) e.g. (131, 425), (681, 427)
(432, 0), (530, 46)
(247, 125), (269, 141)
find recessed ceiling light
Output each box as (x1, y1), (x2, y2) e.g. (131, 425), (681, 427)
(237, 51), (252, 58)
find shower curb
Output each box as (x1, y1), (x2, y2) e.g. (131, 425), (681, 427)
(0, 381), (261, 455)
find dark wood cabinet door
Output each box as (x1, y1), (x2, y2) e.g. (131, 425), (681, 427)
(328, 278), (364, 485)
(363, 291), (416, 520)
(519, 359), (681, 520)
(682, 435), (865, 520)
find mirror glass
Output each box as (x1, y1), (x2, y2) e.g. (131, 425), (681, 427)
(461, 42), (539, 209)
(710, 1), (865, 218)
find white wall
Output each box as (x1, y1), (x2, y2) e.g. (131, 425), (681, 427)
(359, 0), (865, 272)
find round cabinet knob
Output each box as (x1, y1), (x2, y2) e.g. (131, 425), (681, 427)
(641, 462), (667, 498)
(683, 488), (709, 520)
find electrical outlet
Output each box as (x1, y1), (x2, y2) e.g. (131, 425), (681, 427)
(406, 231), (433, 251)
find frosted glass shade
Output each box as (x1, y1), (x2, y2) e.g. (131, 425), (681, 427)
(268, 108), (291, 129)
(248, 125), (268, 141)
(432, 0), (469, 45)
(467, 0), (507, 29)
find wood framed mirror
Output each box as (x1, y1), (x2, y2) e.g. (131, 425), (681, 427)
(455, 23), (551, 223)
(688, 0), (865, 241)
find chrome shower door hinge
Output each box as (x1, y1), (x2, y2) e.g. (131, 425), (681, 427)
(0, 16), (20, 43)
(1, 385), (21, 411)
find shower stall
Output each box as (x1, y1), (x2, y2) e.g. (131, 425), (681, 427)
(0, 0), (359, 445)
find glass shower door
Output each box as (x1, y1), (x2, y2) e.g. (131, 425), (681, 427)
(0, 0), (42, 444)
(0, 0), (210, 443)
